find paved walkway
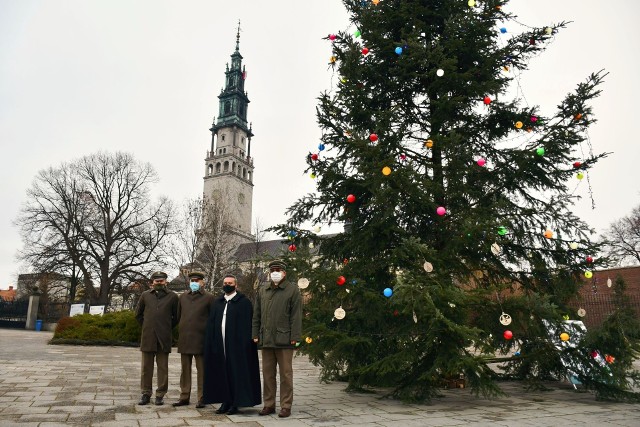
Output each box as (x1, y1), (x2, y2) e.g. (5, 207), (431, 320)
(0, 329), (638, 426)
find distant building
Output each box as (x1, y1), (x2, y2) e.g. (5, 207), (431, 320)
(0, 286), (16, 302)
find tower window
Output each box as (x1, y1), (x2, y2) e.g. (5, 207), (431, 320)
(242, 168), (246, 179)
(224, 101), (231, 114)
(216, 163), (221, 173)
(223, 148), (226, 154)
(248, 171), (252, 182)
(207, 164), (213, 176)
(221, 134), (226, 141)
(224, 161), (229, 172)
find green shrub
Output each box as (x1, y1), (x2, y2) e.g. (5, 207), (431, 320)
(53, 311), (142, 345)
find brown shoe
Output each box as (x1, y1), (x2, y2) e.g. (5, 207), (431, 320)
(278, 408), (291, 418)
(259, 406), (275, 416)
(172, 399), (189, 407)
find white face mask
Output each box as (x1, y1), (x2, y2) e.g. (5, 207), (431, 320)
(270, 271), (283, 283)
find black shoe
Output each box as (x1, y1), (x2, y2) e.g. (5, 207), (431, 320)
(226, 406), (239, 415)
(215, 403), (230, 414)
(155, 396), (164, 406)
(172, 399), (189, 407)
(195, 401), (206, 409)
(138, 394), (150, 405)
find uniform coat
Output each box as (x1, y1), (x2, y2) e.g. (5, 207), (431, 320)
(252, 280), (302, 349)
(135, 288), (179, 353)
(202, 292), (261, 407)
(177, 289), (214, 354)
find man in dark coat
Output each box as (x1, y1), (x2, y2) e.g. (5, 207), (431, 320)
(252, 260), (302, 418)
(202, 274), (261, 415)
(134, 271), (179, 406)
(173, 270), (214, 408)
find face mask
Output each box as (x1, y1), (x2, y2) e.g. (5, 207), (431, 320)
(222, 284), (236, 294)
(270, 272), (283, 283)
(190, 282), (200, 292)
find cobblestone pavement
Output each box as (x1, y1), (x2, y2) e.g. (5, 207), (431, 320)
(1, 329), (639, 426)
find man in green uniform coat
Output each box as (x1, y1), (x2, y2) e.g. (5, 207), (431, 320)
(135, 271), (179, 406)
(252, 260), (302, 418)
(173, 271), (214, 408)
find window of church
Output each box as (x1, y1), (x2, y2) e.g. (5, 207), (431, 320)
(224, 161), (229, 172)
(221, 134), (225, 141)
(208, 164), (213, 176)
(216, 163), (221, 173)
(242, 168), (246, 179)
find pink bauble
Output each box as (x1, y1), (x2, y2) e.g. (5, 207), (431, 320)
(329, 34), (336, 41)
(436, 206), (446, 216)
(477, 158), (486, 167)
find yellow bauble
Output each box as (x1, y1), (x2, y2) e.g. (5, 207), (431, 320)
(305, 337), (313, 344)
(515, 121), (523, 129)
(382, 166), (392, 176)
(560, 333), (570, 341)
(425, 139), (434, 148)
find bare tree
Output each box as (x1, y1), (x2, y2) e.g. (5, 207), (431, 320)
(166, 193), (239, 293)
(164, 198), (204, 290)
(601, 203), (640, 266)
(15, 152), (172, 305)
(198, 192), (238, 293)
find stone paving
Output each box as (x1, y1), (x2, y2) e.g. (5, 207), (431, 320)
(0, 329), (639, 426)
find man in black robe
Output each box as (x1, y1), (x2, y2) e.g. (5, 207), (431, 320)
(202, 274), (261, 414)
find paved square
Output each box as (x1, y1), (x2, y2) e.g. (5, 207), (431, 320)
(0, 329), (638, 426)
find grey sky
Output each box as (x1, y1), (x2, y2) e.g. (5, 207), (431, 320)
(1, 0), (638, 289)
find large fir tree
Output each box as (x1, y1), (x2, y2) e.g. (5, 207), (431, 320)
(275, 0), (640, 401)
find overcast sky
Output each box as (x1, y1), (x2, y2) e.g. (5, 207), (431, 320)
(1, 0), (638, 289)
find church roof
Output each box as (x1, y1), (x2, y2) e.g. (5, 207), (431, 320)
(233, 239), (291, 263)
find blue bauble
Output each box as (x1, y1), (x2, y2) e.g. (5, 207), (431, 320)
(383, 288), (393, 297)
(395, 47), (403, 55)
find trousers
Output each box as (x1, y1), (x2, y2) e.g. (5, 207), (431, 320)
(261, 348), (294, 409)
(179, 353), (204, 402)
(140, 351), (169, 397)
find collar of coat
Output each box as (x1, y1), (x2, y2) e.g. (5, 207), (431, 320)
(217, 292), (243, 303)
(268, 280), (289, 291)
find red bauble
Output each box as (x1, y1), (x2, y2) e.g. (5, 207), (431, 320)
(586, 256), (594, 264)
(573, 161), (582, 168)
(393, 310), (399, 317)
(503, 330), (513, 340)
(329, 34), (336, 41)
(346, 194), (356, 203)
(311, 153), (319, 161)
(336, 276), (346, 285)
(288, 244), (297, 252)
(483, 96), (491, 105)
(369, 133), (378, 142)
(362, 47), (369, 55)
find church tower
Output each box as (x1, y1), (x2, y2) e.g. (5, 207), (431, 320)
(203, 25), (254, 243)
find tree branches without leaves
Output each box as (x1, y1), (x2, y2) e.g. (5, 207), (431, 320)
(602, 204), (640, 266)
(16, 152), (172, 305)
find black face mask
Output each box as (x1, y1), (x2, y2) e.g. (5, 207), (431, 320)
(223, 285), (236, 294)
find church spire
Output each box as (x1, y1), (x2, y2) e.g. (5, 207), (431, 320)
(236, 19), (241, 52)
(211, 26), (251, 136)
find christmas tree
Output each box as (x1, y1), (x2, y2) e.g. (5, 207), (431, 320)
(275, 0), (640, 401)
